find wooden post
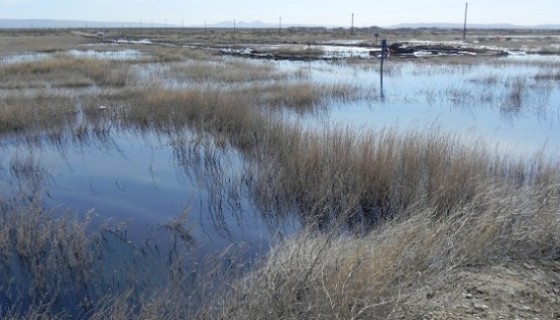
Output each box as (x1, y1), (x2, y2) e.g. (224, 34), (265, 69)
(380, 39), (387, 97)
(234, 19), (236, 35)
(463, 2), (468, 41)
(351, 13), (354, 35)
(279, 17), (282, 34)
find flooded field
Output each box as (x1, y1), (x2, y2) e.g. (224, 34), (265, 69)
(1, 29), (560, 318)
(300, 55), (560, 156)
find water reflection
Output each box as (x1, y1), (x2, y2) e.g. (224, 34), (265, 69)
(0, 49), (144, 65)
(0, 122), (297, 255)
(288, 56), (560, 156)
(0, 118), (301, 315)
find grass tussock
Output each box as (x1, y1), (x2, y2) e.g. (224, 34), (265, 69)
(0, 55), (130, 88)
(106, 80), (358, 143)
(127, 86), (255, 134)
(255, 82), (360, 111)
(0, 198), (221, 319)
(146, 46), (214, 62)
(251, 45), (325, 59)
(0, 94), (76, 136)
(205, 183), (560, 319)
(0, 201), (94, 316)
(250, 126), (556, 227)
(165, 59), (290, 83)
(535, 71), (560, 82)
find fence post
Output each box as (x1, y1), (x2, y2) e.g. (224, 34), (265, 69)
(380, 39), (387, 97)
(351, 13), (354, 35)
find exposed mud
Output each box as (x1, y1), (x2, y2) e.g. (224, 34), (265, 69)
(388, 41), (509, 57)
(214, 41), (519, 61)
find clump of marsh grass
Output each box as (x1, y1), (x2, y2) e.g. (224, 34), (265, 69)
(534, 71), (560, 82)
(0, 54), (131, 88)
(204, 180), (560, 319)
(0, 201), (95, 316)
(252, 45), (325, 60)
(249, 125), (559, 228)
(145, 46), (213, 63)
(0, 93), (76, 137)
(165, 58), (291, 84)
(255, 82), (361, 112)
(4, 151), (51, 203)
(504, 78), (525, 112)
(0, 198), (231, 319)
(112, 79), (358, 147)
(124, 86), (259, 144)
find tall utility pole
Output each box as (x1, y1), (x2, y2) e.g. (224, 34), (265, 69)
(351, 13), (354, 35)
(463, 2), (468, 41)
(279, 16), (282, 33)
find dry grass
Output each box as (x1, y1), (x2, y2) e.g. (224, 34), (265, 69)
(83, 78), (358, 142)
(535, 71), (560, 82)
(164, 59), (291, 83)
(0, 94), (76, 136)
(204, 180), (560, 319)
(249, 126), (554, 228)
(0, 55), (131, 88)
(1, 143), (558, 319)
(0, 31), (90, 55)
(144, 46), (215, 62)
(251, 45), (325, 60)
(255, 82), (361, 111)
(0, 195), (217, 319)
(0, 200), (94, 316)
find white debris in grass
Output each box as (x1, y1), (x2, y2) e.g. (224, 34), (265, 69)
(67, 49), (143, 60)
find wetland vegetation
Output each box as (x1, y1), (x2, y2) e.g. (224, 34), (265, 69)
(0, 28), (559, 318)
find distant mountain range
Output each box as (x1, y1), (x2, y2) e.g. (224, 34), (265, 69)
(0, 19), (559, 30)
(388, 22), (560, 30)
(0, 19), (291, 29)
(0, 19), (167, 29)
(202, 20), (279, 28)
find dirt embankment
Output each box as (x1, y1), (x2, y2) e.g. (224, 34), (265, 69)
(392, 261), (560, 319)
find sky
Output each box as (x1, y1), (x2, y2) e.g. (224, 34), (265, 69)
(0, 0), (559, 27)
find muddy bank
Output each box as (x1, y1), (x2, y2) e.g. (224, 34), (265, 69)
(387, 41), (510, 57)
(76, 30), (553, 61)
(218, 42), (515, 61)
